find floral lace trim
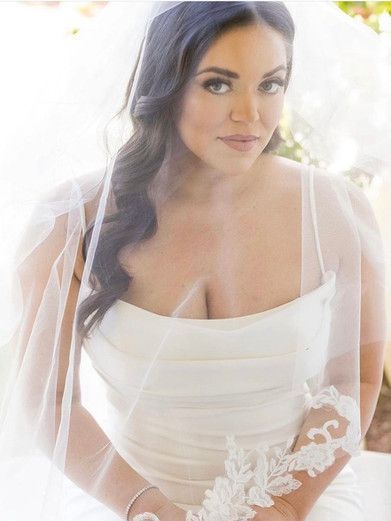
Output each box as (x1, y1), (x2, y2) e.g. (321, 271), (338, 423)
(186, 385), (360, 521)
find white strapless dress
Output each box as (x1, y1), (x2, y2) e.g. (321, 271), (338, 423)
(74, 267), (368, 521)
(1, 277), (390, 521)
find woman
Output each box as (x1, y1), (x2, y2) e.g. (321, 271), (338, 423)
(0, 2), (389, 521)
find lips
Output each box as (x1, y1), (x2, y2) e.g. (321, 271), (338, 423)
(219, 136), (258, 152)
(221, 135), (258, 142)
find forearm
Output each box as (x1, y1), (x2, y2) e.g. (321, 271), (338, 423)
(51, 401), (168, 519)
(275, 381), (379, 521)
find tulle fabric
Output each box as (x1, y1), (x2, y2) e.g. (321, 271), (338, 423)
(0, 2), (390, 521)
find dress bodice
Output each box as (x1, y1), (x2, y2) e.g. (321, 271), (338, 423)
(82, 266), (336, 511)
(84, 268), (336, 401)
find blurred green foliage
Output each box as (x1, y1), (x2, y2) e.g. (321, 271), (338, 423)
(337, 2), (391, 33)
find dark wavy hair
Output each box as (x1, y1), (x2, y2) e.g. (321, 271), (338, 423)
(76, 1), (295, 341)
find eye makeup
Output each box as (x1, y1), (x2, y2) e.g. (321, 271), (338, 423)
(201, 76), (286, 95)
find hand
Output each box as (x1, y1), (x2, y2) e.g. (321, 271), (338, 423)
(251, 497), (301, 521)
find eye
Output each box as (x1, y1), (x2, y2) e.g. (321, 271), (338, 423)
(261, 78), (285, 95)
(202, 78), (231, 95)
(201, 77), (286, 96)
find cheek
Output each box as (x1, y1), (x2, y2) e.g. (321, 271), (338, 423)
(262, 95), (284, 128)
(177, 88), (226, 144)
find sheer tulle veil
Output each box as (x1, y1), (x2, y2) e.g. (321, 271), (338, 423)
(0, 2), (390, 521)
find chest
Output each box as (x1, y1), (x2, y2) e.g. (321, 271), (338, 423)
(117, 192), (302, 319)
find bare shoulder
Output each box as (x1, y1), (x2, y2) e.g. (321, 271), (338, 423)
(261, 154), (333, 195)
(37, 168), (106, 212)
(260, 154), (305, 198)
(37, 167), (107, 281)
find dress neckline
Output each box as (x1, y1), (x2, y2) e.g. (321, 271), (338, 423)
(115, 270), (336, 326)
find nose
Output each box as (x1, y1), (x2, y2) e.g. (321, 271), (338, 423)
(230, 92), (260, 123)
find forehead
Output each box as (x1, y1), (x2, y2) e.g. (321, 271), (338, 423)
(197, 23), (287, 73)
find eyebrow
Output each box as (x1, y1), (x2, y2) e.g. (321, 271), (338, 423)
(195, 64), (287, 79)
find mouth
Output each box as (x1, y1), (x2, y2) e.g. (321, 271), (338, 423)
(220, 135), (259, 142)
(218, 136), (258, 152)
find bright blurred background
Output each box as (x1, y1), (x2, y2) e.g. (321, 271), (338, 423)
(0, 0), (390, 453)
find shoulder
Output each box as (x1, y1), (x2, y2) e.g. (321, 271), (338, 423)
(265, 154), (344, 197)
(261, 154), (380, 236)
(38, 167), (106, 208)
(259, 154), (306, 199)
(36, 167), (107, 228)
(259, 155), (357, 223)
(308, 163), (376, 223)
(30, 167), (108, 281)
(260, 154), (305, 185)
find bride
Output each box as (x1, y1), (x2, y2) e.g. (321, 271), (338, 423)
(0, 2), (390, 521)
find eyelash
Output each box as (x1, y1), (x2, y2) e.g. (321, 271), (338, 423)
(202, 77), (285, 96)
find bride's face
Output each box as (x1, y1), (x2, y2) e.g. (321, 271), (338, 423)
(174, 23), (288, 175)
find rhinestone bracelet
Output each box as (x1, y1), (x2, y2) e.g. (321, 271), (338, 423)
(124, 484), (160, 521)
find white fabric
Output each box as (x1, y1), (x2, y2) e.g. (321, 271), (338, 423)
(350, 450), (391, 521)
(1, 450), (389, 521)
(0, 2), (389, 520)
(82, 271), (365, 517)
(83, 271), (336, 511)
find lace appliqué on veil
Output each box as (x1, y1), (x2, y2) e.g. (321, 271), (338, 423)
(186, 385), (360, 521)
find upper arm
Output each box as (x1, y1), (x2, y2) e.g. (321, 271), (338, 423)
(14, 188), (87, 406)
(14, 169), (110, 405)
(345, 179), (387, 385)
